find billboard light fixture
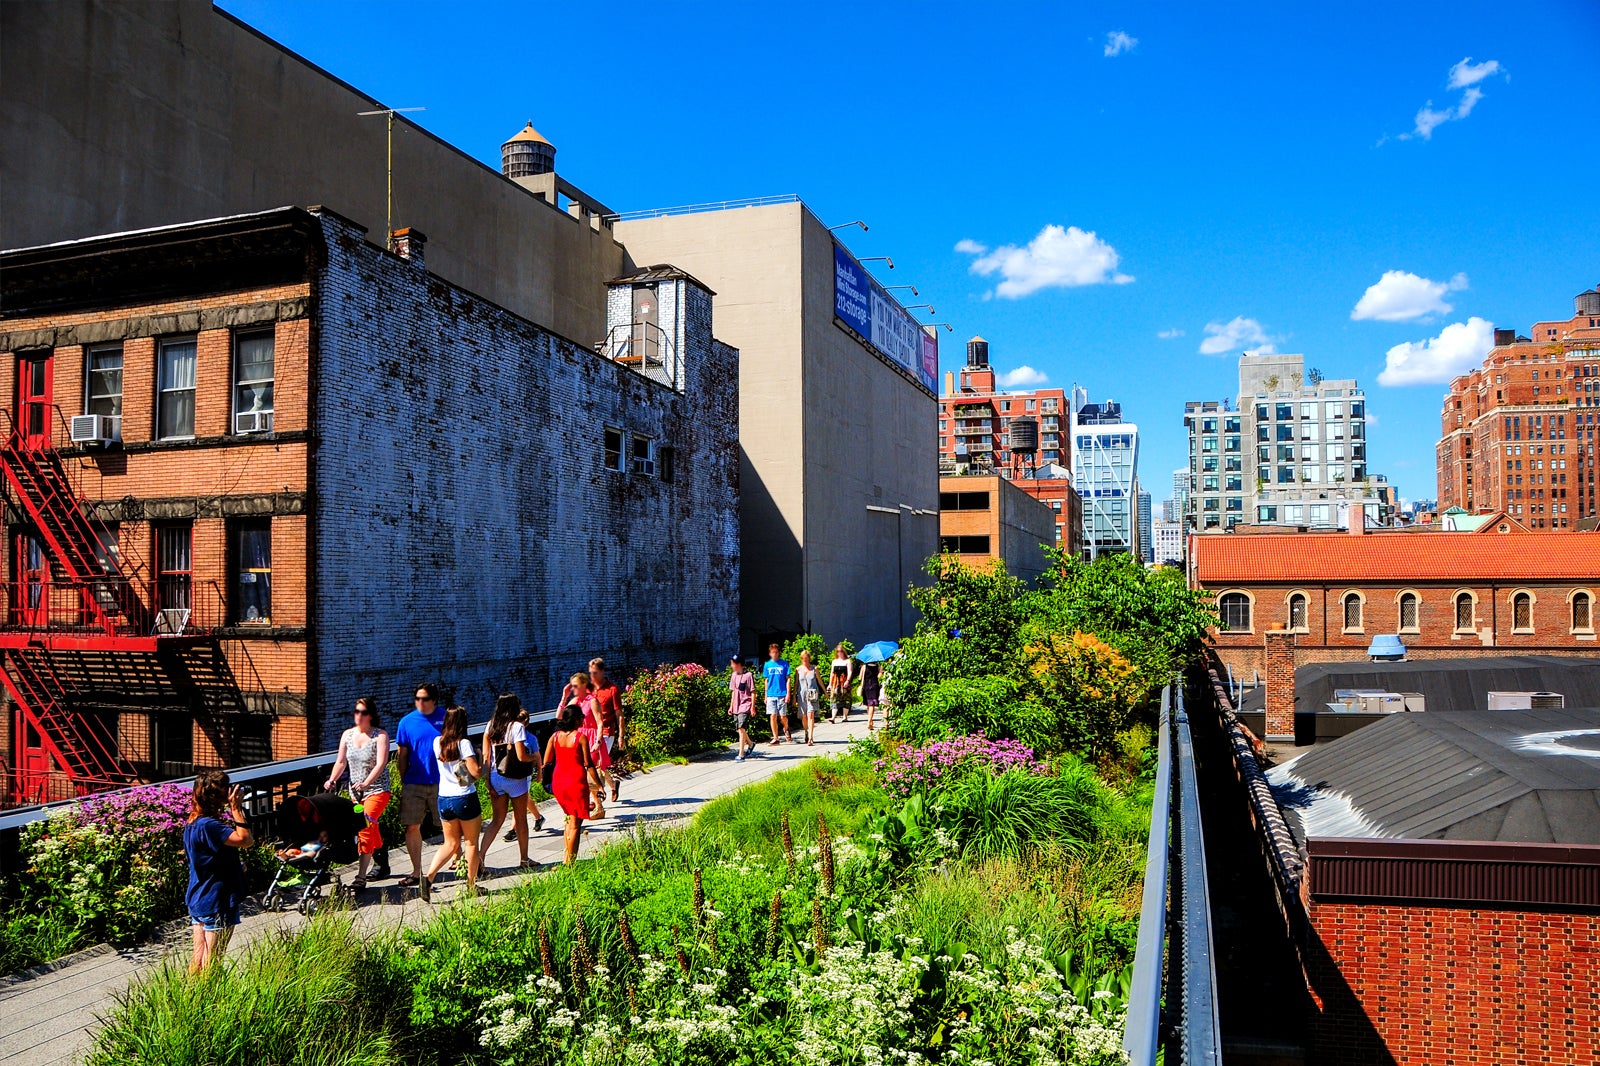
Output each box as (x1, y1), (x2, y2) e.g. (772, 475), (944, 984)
(859, 256), (894, 269)
(829, 220), (869, 232)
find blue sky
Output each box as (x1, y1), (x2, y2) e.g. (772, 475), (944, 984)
(220, 0), (1599, 503)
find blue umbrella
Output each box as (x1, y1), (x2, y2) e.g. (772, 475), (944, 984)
(854, 640), (899, 664)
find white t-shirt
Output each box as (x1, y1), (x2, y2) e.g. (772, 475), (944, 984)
(489, 722), (528, 769)
(433, 736), (477, 798)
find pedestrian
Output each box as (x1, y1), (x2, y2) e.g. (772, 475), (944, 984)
(728, 654), (755, 760)
(543, 691), (595, 865)
(861, 660), (884, 732)
(392, 682), (446, 890)
(563, 672), (609, 820)
(421, 705), (482, 902)
(322, 697), (390, 891)
(478, 693), (541, 876)
(828, 644), (855, 723)
(763, 643), (793, 744)
(588, 657), (625, 804)
(183, 769), (253, 974)
(795, 649), (822, 745)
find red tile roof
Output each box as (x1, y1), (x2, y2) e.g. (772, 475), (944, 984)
(1191, 531), (1600, 585)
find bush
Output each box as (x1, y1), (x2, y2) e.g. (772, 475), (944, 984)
(875, 732), (1046, 798)
(1025, 632), (1146, 764)
(932, 769), (1100, 861)
(623, 662), (730, 765)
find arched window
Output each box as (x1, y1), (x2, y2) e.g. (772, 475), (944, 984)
(1342, 592), (1363, 632)
(1574, 591), (1593, 633)
(1512, 591), (1534, 632)
(1398, 592), (1419, 632)
(1288, 593), (1308, 631)
(1218, 592), (1252, 632)
(1455, 592), (1475, 631)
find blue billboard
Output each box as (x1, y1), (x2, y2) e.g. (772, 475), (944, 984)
(832, 243), (936, 393)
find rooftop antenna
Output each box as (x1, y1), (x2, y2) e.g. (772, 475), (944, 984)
(357, 106), (427, 250)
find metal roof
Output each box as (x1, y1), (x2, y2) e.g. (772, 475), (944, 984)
(1267, 708), (1600, 845)
(1239, 655), (1600, 714)
(1191, 529), (1600, 583)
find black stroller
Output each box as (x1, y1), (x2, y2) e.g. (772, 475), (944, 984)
(261, 793), (366, 916)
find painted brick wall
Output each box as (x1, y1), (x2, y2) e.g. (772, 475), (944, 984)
(310, 213), (738, 748)
(1307, 900), (1600, 1065)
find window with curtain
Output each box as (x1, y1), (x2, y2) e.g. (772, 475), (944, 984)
(86, 344), (123, 417)
(157, 338), (196, 439)
(233, 331), (275, 433)
(232, 520), (272, 624)
(156, 525), (192, 616)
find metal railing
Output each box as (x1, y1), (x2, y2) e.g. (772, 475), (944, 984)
(1123, 683), (1223, 1066)
(598, 322), (682, 390)
(601, 192), (801, 223)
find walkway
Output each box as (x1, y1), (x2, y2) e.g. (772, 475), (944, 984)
(0, 720), (862, 1066)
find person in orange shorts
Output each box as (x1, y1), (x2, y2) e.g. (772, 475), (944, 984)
(324, 696), (391, 891)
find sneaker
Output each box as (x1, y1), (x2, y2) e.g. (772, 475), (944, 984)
(735, 753), (746, 762)
(503, 828), (517, 843)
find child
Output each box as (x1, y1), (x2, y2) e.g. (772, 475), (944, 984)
(184, 770), (254, 973)
(729, 654), (756, 760)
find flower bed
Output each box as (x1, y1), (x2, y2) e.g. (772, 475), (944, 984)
(876, 733), (1046, 798)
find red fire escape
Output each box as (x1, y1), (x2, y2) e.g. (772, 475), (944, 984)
(0, 395), (260, 806)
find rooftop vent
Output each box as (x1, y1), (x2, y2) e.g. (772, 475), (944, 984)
(1366, 634), (1406, 661)
(1486, 691), (1565, 711)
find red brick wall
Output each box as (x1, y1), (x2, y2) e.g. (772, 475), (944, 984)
(1307, 900), (1600, 1065)
(1263, 631), (1295, 738)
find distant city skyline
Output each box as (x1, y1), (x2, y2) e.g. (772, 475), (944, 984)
(218, 0), (1600, 500)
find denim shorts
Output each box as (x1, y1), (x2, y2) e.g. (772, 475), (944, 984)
(190, 906), (239, 932)
(765, 696), (788, 716)
(437, 792), (482, 822)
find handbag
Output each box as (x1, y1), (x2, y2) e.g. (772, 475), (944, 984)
(539, 755), (556, 794)
(496, 740), (534, 779)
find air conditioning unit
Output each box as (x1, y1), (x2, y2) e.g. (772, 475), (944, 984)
(69, 414), (121, 446)
(1487, 691), (1565, 711)
(235, 411), (274, 434)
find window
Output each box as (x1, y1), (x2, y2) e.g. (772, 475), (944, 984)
(1512, 591), (1534, 632)
(940, 535), (991, 554)
(630, 435), (656, 475)
(233, 331), (275, 433)
(85, 344), (123, 417)
(1288, 593), (1307, 631)
(1218, 592), (1251, 632)
(658, 446), (675, 483)
(230, 519), (272, 624)
(938, 492), (991, 511)
(603, 428), (624, 471)
(156, 337), (197, 439)
(1455, 592), (1475, 631)
(1342, 592), (1363, 632)
(1574, 591), (1593, 633)
(155, 525), (192, 625)
(1399, 592), (1419, 632)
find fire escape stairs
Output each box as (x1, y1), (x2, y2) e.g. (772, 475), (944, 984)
(0, 646), (138, 787)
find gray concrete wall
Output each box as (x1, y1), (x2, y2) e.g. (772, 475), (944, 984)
(615, 202), (937, 649)
(0, 0), (624, 343)
(998, 479), (1058, 587)
(311, 212), (738, 747)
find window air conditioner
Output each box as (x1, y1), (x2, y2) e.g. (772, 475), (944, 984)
(235, 411), (274, 434)
(69, 414), (121, 446)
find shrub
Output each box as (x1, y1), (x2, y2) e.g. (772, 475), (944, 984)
(932, 769), (1102, 861)
(1026, 632), (1146, 764)
(781, 632), (829, 674)
(623, 662), (729, 765)
(881, 630), (994, 712)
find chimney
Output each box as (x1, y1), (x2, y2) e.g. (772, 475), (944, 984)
(944, 370), (954, 396)
(391, 227), (426, 269)
(1348, 506), (1365, 534)
(1264, 630), (1296, 742)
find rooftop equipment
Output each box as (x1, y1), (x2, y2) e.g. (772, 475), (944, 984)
(1486, 691), (1566, 711)
(1366, 635), (1407, 661)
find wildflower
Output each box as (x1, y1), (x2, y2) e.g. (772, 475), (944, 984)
(569, 944), (590, 1001)
(573, 907), (594, 975)
(782, 809), (796, 880)
(538, 919), (555, 978)
(812, 897), (828, 957)
(618, 906), (641, 964)
(765, 890), (784, 957)
(692, 867), (705, 931)
(818, 812), (835, 895)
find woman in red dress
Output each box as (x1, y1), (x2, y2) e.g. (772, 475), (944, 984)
(565, 672), (610, 819)
(543, 681), (594, 866)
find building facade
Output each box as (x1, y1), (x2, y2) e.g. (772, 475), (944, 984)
(1071, 392), (1140, 558)
(1190, 525), (1600, 678)
(937, 475), (1057, 586)
(1136, 489), (1152, 563)
(1436, 288), (1600, 527)
(1185, 354), (1386, 534)
(937, 340), (1082, 554)
(1150, 521), (1183, 566)
(0, 207), (740, 803)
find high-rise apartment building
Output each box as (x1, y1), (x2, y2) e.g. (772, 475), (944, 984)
(1151, 521), (1183, 565)
(1170, 468), (1189, 527)
(1436, 287), (1600, 528)
(1185, 354), (1386, 533)
(1071, 389), (1140, 558)
(938, 340), (1082, 554)
(1137, 489), (1153, 563)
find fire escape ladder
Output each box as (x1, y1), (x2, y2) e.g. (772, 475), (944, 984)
(2, 648), (138, 787)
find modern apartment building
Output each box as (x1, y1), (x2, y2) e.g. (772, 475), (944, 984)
(1136, 490), (1153, 563)
(937, 340), (1082, 554)
(1185, 354), (1386, 533)
(1071, 390), (1141, 558)
(1436, 287), (1600, 527)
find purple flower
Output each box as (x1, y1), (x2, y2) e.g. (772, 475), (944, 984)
(876, 733), (1046, 798)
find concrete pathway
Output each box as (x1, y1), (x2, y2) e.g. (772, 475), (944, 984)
(0, 718), (868, 1065)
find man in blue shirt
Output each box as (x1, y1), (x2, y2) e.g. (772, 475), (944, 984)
(393, 681), (447, 887)
(762, 644), (793, 745)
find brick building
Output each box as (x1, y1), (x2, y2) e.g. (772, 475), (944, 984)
(0, 206), (739, 804)
(1436, 286), (1600, 526)
(937, 474), (1057, 586)
(938, 339), (1082, 554)
(1190, 523), (1600, 680)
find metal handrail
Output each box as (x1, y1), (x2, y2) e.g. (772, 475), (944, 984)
(1171, 692), (1223, 1064)
(602, 192), (801, 223)
(1123, 685), (1174, 1062)
(598, 322), (682, 390)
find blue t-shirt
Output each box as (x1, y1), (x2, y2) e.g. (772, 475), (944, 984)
(395, 707), (447, 785)
(184, 815), (242, 918)
(763, 659), (790, 700)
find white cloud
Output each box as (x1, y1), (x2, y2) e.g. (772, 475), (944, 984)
(958, 224), (1133, 298)
(1377, 317), (1495, 386)
(1199, 316), (1274, 356)
(1104, 30), (1137, 57)
(998, 366), (1049, 387)
(1448, 57), (1502, 89)
(1351, 270), (1469, 322)
(1398, 58), (1505, 140)
(1157, 328), (1185, 339)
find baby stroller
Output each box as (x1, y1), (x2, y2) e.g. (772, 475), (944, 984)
(261, 793), (365, 916)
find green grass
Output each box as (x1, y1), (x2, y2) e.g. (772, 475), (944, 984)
(0, 908), (88, 974)
(692, 748), (889, 855)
